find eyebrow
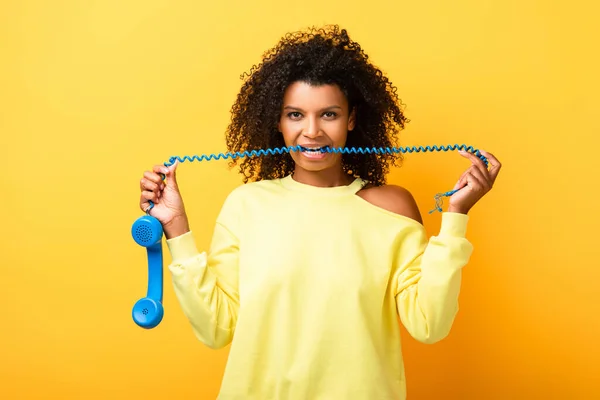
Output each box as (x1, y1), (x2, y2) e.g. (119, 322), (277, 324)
(283, 105), (343, 111)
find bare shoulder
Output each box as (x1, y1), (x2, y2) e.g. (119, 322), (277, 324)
(356, 183), (423, 224)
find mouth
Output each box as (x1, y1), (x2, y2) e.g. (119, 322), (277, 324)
(299, 145), (330, 153)
(297, 145), (330, 160)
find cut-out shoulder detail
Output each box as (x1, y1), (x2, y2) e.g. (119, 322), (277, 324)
(356, 184), (423, 224)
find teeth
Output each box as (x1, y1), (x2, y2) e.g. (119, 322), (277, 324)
(301, 146), (328, 153)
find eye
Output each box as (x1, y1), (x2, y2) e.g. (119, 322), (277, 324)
(287, 112), (302, 120)
(322, 111), (337, 119)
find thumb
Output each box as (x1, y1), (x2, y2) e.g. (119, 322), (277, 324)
(452, 173), (466, 191)
(166, 160), (179, 189)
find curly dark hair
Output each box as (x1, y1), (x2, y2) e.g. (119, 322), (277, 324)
(225, 25), (409, 186)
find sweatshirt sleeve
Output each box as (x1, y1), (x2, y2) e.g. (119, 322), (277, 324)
(166, 192), (241, 349)
(393, 212), (474, 344)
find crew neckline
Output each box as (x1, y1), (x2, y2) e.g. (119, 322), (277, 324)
(279, 174), (366, 195)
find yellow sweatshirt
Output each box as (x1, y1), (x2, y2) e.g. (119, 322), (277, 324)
(166, 175), (473, 399)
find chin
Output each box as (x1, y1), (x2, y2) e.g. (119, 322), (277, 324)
(292, 153), (340, 172)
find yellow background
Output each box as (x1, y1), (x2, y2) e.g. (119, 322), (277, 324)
(2, 0), (598, 398)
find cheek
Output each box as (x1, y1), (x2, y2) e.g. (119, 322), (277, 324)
(280, 130), (294, 146)
(279, 120), (299, 144)
(329, 122), (349, 145)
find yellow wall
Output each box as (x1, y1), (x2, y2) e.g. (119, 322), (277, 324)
(2, 0), (598, 398)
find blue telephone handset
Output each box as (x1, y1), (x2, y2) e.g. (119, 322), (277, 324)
(131, 215), (165, 329)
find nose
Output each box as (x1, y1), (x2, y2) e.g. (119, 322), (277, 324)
(302, 115), (320, 138)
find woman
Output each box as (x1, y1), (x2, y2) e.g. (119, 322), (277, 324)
(138, 25), (501, 399)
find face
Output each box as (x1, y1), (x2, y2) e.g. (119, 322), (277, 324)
(278, 81), (356, 174)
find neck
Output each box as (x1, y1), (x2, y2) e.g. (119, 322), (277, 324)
(291, 165), (353, 188)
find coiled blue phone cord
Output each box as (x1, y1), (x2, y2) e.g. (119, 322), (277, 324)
(133, 143), (488, 329)
(147, 144), (488, 214)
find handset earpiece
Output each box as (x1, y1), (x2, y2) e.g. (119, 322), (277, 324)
(131, 215), (165, 329)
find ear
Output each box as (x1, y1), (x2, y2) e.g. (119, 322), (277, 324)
(347, 107), (356, 131)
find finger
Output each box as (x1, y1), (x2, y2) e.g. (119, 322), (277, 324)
(140, 194), (151, 213)
(140, 177), (161, 192)
(141, 190), (159, 204)
(458, 149), (489, 177)
(153, 164), (169, 178)
(140, 178), (164, 200)
(453, 163), (487, 191)
(464, 170), (488, 194)
(144, 170), (165, 187)
(479, 150), (502, 183)
(467, 165), (492, 190)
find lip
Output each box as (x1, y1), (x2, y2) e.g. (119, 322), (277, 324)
(298, 144), (330, 150)
(297, 145), (330, 160)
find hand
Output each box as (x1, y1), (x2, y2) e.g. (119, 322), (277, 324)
(139, 160), (190, 238)
(448, 150), (502, 214)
